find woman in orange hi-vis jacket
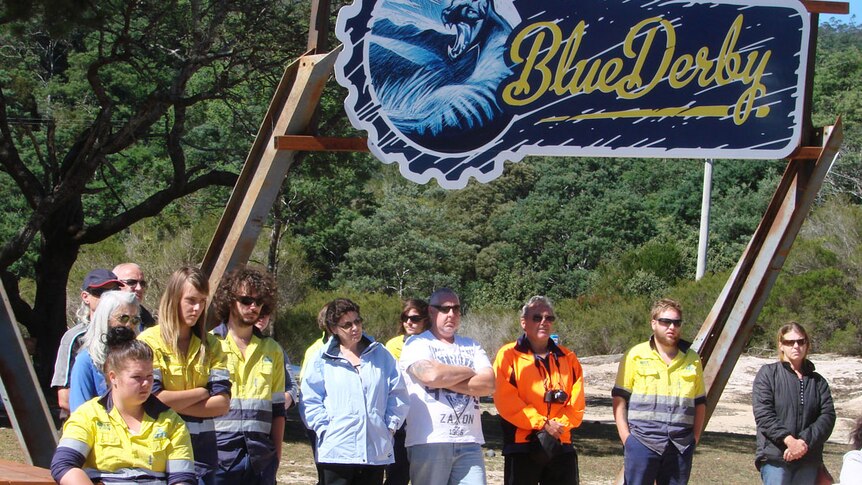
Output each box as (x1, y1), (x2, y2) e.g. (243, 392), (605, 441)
(493, 295), (585, 485)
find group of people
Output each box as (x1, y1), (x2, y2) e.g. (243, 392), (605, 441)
(50, 264), (292, 485)
(45, 264), (860, 485)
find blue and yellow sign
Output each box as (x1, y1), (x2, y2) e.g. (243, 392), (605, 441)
(335, 0), (811, 187)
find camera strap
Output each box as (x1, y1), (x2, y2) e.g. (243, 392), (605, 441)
(534, 354), (557, 417)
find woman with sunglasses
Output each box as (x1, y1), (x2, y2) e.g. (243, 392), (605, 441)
(383, 299), (429, 485)
(69, 290), (142, 412)
(385, 299), (430, 363)
(753, 322), (836, 485)
(138, 267), (231, 485)
(301, 298), (410, 485)
(52, 325), (196, 485)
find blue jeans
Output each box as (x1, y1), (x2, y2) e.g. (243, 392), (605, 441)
(407, 443), (486, 485)
(760, 462), (818, 485)
(623, 435), (694, 485)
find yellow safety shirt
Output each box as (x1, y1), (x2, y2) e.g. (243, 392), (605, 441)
(612, 337), (706, 454)
(211, 324), (286, 473)
(138, 326), (231, 477)
(51, 393), (195, 485)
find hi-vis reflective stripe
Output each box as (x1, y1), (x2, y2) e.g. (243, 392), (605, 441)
(629, 394), (697, 408)
(165, 459), (195, 474)
(184, 420), (216, 435)
(84, 466), (167, 482)
(272, 392), (285, 405)
(628, 410), (695, 425)
(58, 437), (91, 456)
(210, 368), (229, 382)
(228, 398), (271, 411)
(214, 419), (272, 434)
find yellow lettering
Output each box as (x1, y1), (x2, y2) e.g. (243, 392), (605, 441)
(502, 22), (561, 106)
(597, 58), (625, 91)
(668, 53), (695, 88)
(619, 17), (675, 98)
(552, 22), (587, 95)
(502, 14), (773, 124)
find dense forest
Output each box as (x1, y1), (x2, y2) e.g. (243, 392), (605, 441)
(1, 2), (860, 382)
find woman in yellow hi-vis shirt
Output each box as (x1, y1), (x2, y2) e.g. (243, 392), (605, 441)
(138, 267), (231, 485)
(51, 325), (196, 485)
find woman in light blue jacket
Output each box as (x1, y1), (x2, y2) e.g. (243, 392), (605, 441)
(300, 298), (409, 485)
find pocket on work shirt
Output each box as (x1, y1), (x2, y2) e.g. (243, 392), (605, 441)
(148, 437), (170, 471)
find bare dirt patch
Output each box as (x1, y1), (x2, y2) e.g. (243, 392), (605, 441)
(3, 353), (858, 484)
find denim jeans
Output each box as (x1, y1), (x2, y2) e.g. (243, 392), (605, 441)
(760, 462), (818, 485)
(407, 442), (486, 485)
(623, 435), (694, 485)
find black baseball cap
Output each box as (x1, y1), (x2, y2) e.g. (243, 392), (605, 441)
(81, 269), (121, 291)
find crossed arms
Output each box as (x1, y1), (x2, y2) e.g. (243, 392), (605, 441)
(407, 359), (495, 396)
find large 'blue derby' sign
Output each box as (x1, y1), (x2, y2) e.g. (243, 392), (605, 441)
(335, 0), (811, 188)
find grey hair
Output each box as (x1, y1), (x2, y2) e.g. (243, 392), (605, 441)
(520, 295), (554, 318)
(82, 291), (139, 368)
(74, 301), (91, 327)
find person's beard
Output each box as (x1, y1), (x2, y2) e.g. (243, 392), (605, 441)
(231, 308), (259, 328)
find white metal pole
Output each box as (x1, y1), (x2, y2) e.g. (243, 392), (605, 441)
(697, 159), (713, 280)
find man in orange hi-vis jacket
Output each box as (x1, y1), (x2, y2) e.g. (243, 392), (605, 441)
(493, 295), (585, 485)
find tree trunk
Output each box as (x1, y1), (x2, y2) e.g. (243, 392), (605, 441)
(30, 199), (83, 389)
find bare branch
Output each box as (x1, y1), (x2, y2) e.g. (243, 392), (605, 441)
(0, 85), (45, 209)
(79, 169), (238, 243)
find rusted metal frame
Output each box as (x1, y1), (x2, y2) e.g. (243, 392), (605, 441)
(0, 280), (58, 467)
(274, 135), (369, 152)
(307, 0), (333, 53)
(692, 120), (842, 424)
(691, 12), (829, 422)
(801, 0), (850, 14)
(200, 49), (342, 301)
(789, 146), (830, 159)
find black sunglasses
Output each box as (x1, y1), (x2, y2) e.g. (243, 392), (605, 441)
(404, 315), (426, 323)
(655, 317), (682, 327)
(531, 314), (556, 323)
(781, 338), (807, 347)
(120, 278), (148, 289)
(115, 314), (142, 326)
(336, 317), (363, 330)
(237, 295), (264, 307)
(430, 304), (461, 314)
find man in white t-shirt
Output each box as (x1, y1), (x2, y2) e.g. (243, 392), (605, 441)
(400, 288), (495, 485)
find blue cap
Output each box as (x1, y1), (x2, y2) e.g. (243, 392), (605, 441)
(81, 269), (121, 291)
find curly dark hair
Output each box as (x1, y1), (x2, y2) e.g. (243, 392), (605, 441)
(213, 266), (277, 321)
(324, 298), (361, 330)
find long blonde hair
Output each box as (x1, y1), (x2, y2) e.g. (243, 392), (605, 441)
(157, 267), (210, 364)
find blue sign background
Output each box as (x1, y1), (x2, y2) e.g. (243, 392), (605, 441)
(335, 0), (810, 188)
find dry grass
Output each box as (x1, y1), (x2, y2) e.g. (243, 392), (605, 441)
(1, 403), (849, 485)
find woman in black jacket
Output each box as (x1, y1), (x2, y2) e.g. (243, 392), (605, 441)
(753, 322), (836, 485)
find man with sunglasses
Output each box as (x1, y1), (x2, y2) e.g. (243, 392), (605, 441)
(211, 266), (285, 485)
(112, 262), (156, 330)
(493, 296), (585, 485)
(50, 269), (122, 419)
(612, 298), (706, 485)
(400, 288), (495, 485)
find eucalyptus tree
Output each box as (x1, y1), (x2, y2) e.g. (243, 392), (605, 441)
(0, 0), (309, 384)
